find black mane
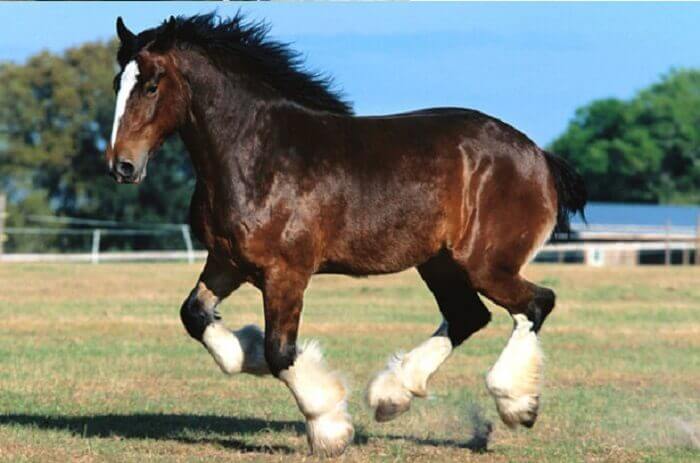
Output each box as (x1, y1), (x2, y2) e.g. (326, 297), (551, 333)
(119, 12), (353, 115)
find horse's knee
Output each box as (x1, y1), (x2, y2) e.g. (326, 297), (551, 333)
(447, 307), (491, 346)
(265, 337), (297, 377)
(527, 287), (555, 333)
(180, 287), (220, 341)
(465, 306), (492, 338)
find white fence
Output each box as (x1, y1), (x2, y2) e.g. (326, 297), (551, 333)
(0, 250), (207, 264)
(0, 219), (699, 266)
(544, 221), (700, 266)
(0, 214), (201, 264)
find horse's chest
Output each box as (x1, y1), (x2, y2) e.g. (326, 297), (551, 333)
(190, 192), (269, 271)
(188, 198), (214, 248)
(189, 192), (236, 252)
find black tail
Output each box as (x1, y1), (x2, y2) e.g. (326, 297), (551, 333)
(543, 151), (587, 234)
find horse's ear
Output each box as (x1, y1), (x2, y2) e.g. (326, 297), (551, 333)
(116, 17), (136, 44)
(164, 16), (177, 35)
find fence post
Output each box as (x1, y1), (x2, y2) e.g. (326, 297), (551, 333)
(696, 214), (700, 266)
(0, 194), (6, 256)
(181, 224), (194, 264)
(664, 220), (671, 266)
(91, 229), (101, 264)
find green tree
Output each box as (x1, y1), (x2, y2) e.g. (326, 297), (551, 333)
(550, 69), (700, 204)
(0, 40), (195, 251)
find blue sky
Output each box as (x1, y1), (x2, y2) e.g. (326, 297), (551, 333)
(1, 2), (699, 146)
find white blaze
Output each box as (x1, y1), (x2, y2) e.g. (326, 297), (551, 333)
(110, 60), (140, 149)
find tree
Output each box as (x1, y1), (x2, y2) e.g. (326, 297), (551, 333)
(0, 40), (195, 251)
(550, 69), (700, 204)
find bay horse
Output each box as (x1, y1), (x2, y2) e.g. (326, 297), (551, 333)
(106, 13), (586, 456)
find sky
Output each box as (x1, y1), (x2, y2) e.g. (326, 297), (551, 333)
(1, 2), (700, 146)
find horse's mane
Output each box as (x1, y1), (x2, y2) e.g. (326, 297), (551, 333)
(120, 12), (353, 115)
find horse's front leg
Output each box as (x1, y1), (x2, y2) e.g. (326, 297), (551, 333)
(180, 255), (268, 375)
(263, 266), (354, 457)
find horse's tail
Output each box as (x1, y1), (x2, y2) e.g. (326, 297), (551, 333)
(542, 150), (587, 233)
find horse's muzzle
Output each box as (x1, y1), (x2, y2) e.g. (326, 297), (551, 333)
(110, 157), (147, 184)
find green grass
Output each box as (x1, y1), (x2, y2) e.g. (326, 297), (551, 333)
(0, 263), (698, 462)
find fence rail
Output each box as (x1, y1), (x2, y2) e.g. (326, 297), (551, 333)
(0, 242), (696, 265)
(1, 219), (699, 266)
(0, 250), (207, 264)
(1, 221), (198, 264)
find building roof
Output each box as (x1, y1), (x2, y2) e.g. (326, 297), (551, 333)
(572, 202), (699, 228)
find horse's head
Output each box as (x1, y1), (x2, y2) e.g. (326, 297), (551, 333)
(106, 17), (189, 184)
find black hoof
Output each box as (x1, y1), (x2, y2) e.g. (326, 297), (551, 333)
(374, 399), (411, 422)
(521, 417), (536, 428)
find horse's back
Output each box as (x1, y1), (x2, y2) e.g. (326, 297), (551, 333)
(356, 107), (485, 120)
(316, 107), (552, 275)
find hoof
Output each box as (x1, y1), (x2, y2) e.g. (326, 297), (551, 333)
(366, 364), (413, 423)
(492, 393), (540, 429)
(522, 416), (537, 428)
(374, 398), (411, 422)
(307, 407), (354, 457)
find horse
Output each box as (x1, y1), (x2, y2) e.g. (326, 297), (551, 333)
(106, 13), (586, 457)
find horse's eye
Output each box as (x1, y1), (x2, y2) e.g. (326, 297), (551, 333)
(146, 83), (158, 94)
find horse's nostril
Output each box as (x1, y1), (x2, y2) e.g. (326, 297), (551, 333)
(116, 160), (135, 177)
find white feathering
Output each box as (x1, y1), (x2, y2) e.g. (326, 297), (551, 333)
(367, 329), (453, 422)
(279, 340), (354, 457)
(202, 323), (268, 375)
(486, 314), (543, 428)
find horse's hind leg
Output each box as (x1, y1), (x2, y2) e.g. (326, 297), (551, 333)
(459, 238), (556, 429)
(180, 255), (268, 375)
(474, 270), (554, 428)
(367, 253), (491, 422)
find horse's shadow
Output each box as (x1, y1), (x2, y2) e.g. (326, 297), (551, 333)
(381, 433), (491, 453)
(0, 413), (491, 454)
(0, 413), (303, 454)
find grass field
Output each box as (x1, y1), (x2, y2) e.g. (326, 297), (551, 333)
(0, 263), (698, 462)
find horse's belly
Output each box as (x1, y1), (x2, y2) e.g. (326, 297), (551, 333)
(322, 212), (447, 275)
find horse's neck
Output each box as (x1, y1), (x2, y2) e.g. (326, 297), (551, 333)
(175, 50), (343, 211)
(179, 108), (254, 213)
(178, 56), (266, 186)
